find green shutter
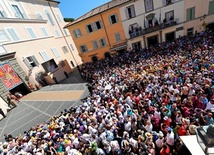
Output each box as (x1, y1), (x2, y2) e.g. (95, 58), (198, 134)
(186, 8), (190, 21)
(108, 15), (112, 25)
(209, 1), (214, 15)
(192, 7), (195, 19)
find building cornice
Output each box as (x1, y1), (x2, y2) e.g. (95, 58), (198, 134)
(0, 18), (47, 23)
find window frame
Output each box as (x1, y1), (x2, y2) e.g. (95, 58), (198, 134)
(45, 10), (55, 26)
(115, 33), (121, 42)
(186, 7), (195, 21)
(40, 27), (49, 37)
(62, 46), (69, 54)
(95, 20), (102, 30)
(125, 5), (136, 19)
(73, 28), (82, 38)
(40, 51), (50, 61)
(92, 40), (99, 49)
(51, 48), (60, 58)
(80, 45), (88, 53)
(25, 27), (37, 39)
(5, 27), (20, 42)
(109, 14), (119, 25)
(23, 55), (39, 68)
(12, 4), (24, 18)
(0, 30), (10, 42)
(144, 0), (154, 12)
(99, 38), (106, 47)
(55, 29), (60, 37)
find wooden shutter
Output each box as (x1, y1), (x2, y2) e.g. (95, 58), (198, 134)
(163, 0), (166, 6)
(186, 8), (190, 21)
(115, 14), (119, 22)
(209, 1), (214, 15)
(23, 57), (32, 68)
(32, 55), (39, 66)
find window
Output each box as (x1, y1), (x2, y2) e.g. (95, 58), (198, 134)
(208, 1), (214, 15)
(86, 24), (94, 33)
(163, 0), (172, 6)
(186, 7), (195, 21)
(95, 21), (102, 30)
(62, 46), (69, 53)
(6, 28), (20, 41)
(40, 51), (50, 61)
(0, 45), (7, 54)
(45, 10), (55, 25)
(56, 14), (62, 22)
(187, 28), (194, 36)
(25, 27), (36, 39)
(125, 5), (136, 19)
(40, 27), (48, 37)
(99, 38), (106, 47)
(165, 10), (174, 24)
(51, 48), (60, 58)
(70, 44), (74, 50)
(63, 29), (69, 36)
(92, 40), (98, 49)
(23, 55), (39, 68)
(0, 30), (9, 42)
(55, 30), (60, 37)
(12, 5), (24, 18)
(73, 28), (82, 38)
(145, 0), (154, 12)
(115, 33), (121, 42)
(0, 11), (4, 17)
(109, 14), (118, 24)
(80, 45), (88, 53)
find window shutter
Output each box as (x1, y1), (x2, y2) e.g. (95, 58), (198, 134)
(115, 14), (119, 22)
(32, 56), (39, 66)
(163, 0), (166, 6)
(186, 9), (190, 21)
(125, 8), (129, 19)
(99, 20), (103, 28)
(23, 58), (32, 68)
(85, 25), (89, 33)
(131, 5), (135, 17)
(208, 1), (214, 14)
(192, 7), (195, 19)
(73, 30), (77, 38)
(78, 29), (82, 36)
(108, 15), (112, 24)
(92, 23), (97, 31)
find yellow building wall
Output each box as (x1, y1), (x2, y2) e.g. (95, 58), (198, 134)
(67, 7), (127, 63)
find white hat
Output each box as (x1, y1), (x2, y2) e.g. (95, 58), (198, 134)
(158, 131), (164, 137)
(163, 116), (168, 120)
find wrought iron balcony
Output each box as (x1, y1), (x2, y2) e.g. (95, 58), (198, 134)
(129, 20), (177, 39)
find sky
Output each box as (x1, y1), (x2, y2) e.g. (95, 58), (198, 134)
(58, 0), (111, 19)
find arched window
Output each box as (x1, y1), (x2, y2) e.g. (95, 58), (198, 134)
(45, 10), (54, 25)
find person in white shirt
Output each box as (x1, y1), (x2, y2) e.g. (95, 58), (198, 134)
(205, 99), (214, 110)
(155, 131), (164, 150)
(166, 129), (174, 148)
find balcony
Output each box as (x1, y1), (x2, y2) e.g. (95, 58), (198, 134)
(129, 20), (177, 39)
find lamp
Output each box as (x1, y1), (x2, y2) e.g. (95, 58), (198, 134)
(195, 125), (214, 155)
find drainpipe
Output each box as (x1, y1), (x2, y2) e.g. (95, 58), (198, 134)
(47, 0), (79, 67)
(100, 13), (111, 48)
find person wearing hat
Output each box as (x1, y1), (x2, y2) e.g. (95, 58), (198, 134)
(155, 131), (164, 152)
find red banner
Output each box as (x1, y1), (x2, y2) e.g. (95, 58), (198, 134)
(0, 63), (22, 90)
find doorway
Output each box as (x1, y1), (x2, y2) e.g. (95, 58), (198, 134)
(206, 23), (214, 32)
(165, 31), (175, 42)
(147, 35), (158, 47)
(132, 41), (141, 51)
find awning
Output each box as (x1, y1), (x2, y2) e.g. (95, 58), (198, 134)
(110, 43), (127, 51)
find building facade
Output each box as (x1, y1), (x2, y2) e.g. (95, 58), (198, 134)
(0, 0), (82, 103)
(184, 0), (214, 35)
(119, 0), (185, 50)
(64, 0), (129, 63)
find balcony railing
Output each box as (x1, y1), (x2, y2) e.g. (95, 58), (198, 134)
(129, 20), (177, 39)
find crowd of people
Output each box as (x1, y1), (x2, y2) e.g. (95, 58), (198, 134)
(0, 30), (214, 155)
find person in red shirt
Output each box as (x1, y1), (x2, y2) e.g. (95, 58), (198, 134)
(160, 143), (170, 155)
(177, 124), (187, 136)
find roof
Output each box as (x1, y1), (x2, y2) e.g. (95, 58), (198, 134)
(64, 0), (130, 28)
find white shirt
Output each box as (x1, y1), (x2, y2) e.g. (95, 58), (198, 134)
(166, 132), (174, 146)
(205, 101), (214, 110)
(155, 138), (164, 148)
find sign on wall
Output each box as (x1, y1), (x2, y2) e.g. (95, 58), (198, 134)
(0, 62), (22, 90)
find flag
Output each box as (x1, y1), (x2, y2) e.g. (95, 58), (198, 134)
(144, 17), (147, 29)
(159, 11), (161, 25)
(152, 17), (155, 29)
